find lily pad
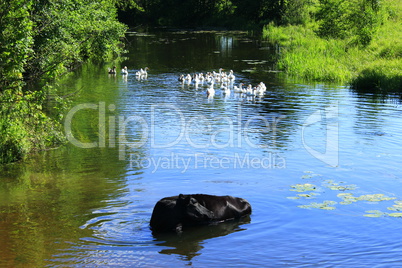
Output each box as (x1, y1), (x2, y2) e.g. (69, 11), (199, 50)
(324, 180), (357, 191)
(387, 200), (402, 211)
(287, 192), (319, 200)
(358, 194), (396, 202)
(337, 193), (357, 205)
(301, 171), (322, 179)
(290, 183), (317, 192)
(364, 210), (386, 217)
(337, 193), (396, 204)
(388, 213), (402, 217)
(298, 200), (337, 210)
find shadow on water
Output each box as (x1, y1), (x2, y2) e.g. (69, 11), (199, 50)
(152, 216), (251, 261)
(351, 86), (402, 104)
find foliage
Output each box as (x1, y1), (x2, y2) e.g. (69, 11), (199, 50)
(316, 0), (382, 46)
(263, 0), (402, 90)
(118, 0), (308, 27)
(0, 87), (65, 163)
(0, 0), (127, 164)
(25, 0), (127, 83)
(0, 0), (34, 92)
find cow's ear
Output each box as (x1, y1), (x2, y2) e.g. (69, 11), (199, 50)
(189, 197), (198, 205)
(185, 198), (214, 222)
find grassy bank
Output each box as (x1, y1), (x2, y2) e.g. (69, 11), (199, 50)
(263, 0), (402, 92)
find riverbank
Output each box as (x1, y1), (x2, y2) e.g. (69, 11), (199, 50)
(0, 1), (127, 164)
(263, 0), (402, 92)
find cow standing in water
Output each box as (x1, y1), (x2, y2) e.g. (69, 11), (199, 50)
(150, 194), (252, 233)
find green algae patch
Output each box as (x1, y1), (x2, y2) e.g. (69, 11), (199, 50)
(290, 172), (401, 217)
(298, 201), (337, 210)
(364, 210), (386, 218)
(287, 193), (319, 200)
(337, 193), (396, 204)
(357, 194), (396, 202)
(324, 180), (357, 191)
(337, 193), (357, 205)
(387, 201), (402, 211)
(301, 171), (322, 179)
(290, 183), (317, 192)
(388, 213), (402, 217)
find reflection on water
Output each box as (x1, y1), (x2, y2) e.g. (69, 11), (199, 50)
(1, 30), (402, 267)
(154, 217), (250, 262)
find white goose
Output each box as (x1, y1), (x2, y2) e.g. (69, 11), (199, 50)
(206, 84), (215, 97)
(206, 75), (215, 85)
(121, 66), (128, 75)
(184, 74), (192, 84)
(234, 83), (244, 93)
(245, 84), (255, 96)
(221, 84), (231, 95)
(136, 67), (149, 78)
(228, 70), (235, 81)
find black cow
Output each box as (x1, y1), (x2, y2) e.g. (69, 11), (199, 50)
(150, 194), (252, 232)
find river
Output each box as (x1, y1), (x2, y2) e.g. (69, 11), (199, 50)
(1, 30), (402, 267)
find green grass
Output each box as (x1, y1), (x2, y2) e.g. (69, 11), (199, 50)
(263, 0), (402, 91)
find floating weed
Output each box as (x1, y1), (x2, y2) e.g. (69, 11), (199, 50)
(388, 213), (402, 218)
(337, 193), (357, 205)
(387, 201), (402, 211)
(358, 194), (396, 202)
(298, 193), (319, 199)
(338, 193), (396, 204)
(290, 183), (317, 192)
(364, 210), (402, 218)
(324, 180), (357, 191)
(364, 210), (386, 217)
(301, 171), (321, 179)
(287, 192), (319, 200)
(291, 173), (400, 217)
(298, 201), (337, 210)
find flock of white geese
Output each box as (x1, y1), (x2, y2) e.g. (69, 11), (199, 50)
(108, 66), (267, 98)
(178, 68), (267, 97)
(108, 66), (148, 79)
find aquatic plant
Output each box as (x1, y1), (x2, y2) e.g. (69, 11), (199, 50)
(290, 183), (317, 192)
(298, 201), (337, 210)
(289, 172), (401, 216)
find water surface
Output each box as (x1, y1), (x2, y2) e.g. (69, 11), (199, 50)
(1, 30), (402, 267)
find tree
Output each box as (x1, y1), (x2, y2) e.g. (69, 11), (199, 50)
(0, 0), (127, 163)
(0, 0), (33, 92)
(316, 0), (382, 46)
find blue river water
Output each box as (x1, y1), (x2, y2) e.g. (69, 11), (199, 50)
(1, 31), (402, 267)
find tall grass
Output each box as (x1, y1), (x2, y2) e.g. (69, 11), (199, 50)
(263, 0), (402, 91)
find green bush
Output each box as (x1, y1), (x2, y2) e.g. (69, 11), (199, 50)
(0, 0), (127, 164)
(263, 0), (402, 88)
